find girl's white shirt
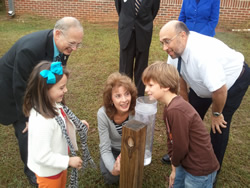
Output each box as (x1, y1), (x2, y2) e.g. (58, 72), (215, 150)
(27, 103), (77, 177)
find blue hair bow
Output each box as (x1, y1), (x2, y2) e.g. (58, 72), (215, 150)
(40, 61), (63, 84)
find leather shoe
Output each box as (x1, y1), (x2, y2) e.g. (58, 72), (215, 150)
(26, 173), (38, 187)
(161, 154), (171, 164)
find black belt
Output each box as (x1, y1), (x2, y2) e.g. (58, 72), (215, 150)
(237, 63), (246, 80)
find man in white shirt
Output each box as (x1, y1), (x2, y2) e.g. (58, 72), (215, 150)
(159, 20), (250, 178)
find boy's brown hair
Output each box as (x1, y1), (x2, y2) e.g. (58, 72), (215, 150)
(142, 61), (180, 94)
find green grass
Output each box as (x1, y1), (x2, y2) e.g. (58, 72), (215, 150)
(0, 12), (249, 188)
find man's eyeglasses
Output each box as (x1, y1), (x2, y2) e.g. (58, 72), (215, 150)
(67, 41), (82, 49)
(160, 32), (181, 47)
(61, 31), (82, 49)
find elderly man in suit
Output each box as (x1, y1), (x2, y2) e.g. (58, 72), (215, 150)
(115, 0), (160, 96)
(0, 17), (83, 186)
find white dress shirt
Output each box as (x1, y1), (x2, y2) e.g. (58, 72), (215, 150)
(168, 31), (244, 98)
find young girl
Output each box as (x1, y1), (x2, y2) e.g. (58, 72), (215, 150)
(97, 72), (137, 184)
(23, 61), (94, 187)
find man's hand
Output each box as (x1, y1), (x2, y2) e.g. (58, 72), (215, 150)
(22, 122), (29, 133)
(211, 85), (227, 134)
(211, 114), (227, 134)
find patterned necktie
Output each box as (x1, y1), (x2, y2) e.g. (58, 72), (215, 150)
(135, 0), (141, 15)
(55, 53), (62, 62)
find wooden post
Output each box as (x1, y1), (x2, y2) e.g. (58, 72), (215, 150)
(119, 119), (147, 188)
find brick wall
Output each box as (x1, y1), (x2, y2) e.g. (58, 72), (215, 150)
(4, 0), (250, 29)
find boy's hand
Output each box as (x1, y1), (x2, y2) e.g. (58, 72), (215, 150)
(81, 120), (89, 129)
(169, 165), (176, 188)
(69, 156), (83, 170)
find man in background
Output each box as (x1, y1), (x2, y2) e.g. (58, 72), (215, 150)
(115, 0), (160, 96)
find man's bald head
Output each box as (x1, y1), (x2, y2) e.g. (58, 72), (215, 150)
(54, 17), (83, 34)
(159, 20), (189, 59)
(160, 20), (189, 37)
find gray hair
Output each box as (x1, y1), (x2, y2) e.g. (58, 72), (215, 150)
(54, 17), (83, 34)
(175, 21), (190, 35)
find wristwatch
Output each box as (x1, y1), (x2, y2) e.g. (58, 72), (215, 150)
(212, 112), (222, 117)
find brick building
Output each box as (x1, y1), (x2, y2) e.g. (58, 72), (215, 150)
(4, 0), (250, 30)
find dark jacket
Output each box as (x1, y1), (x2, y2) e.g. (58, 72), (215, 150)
(115, 0), (160, 51)
(0, 29), (69, 125)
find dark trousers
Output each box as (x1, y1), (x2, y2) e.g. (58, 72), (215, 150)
(119, 31), (150, 96)
(13, 115), (34, 176)
(100, 148), (120, 184)
(189, 62), (250, 173)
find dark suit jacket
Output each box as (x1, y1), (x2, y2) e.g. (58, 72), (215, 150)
(0, 29), (69, 125)
(115, 0), (160, 52)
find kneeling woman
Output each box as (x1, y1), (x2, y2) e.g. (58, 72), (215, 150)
(97, 72), (137, 184)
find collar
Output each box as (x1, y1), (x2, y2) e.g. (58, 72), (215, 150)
(180, 32), (193, 64)
(53, 38), (60, 58)
(55, 102), (64, 110)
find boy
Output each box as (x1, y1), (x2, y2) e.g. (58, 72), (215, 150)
(142, 61), (219, 188)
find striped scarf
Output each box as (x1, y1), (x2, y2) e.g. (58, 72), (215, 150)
(55, 105), (96, 188)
